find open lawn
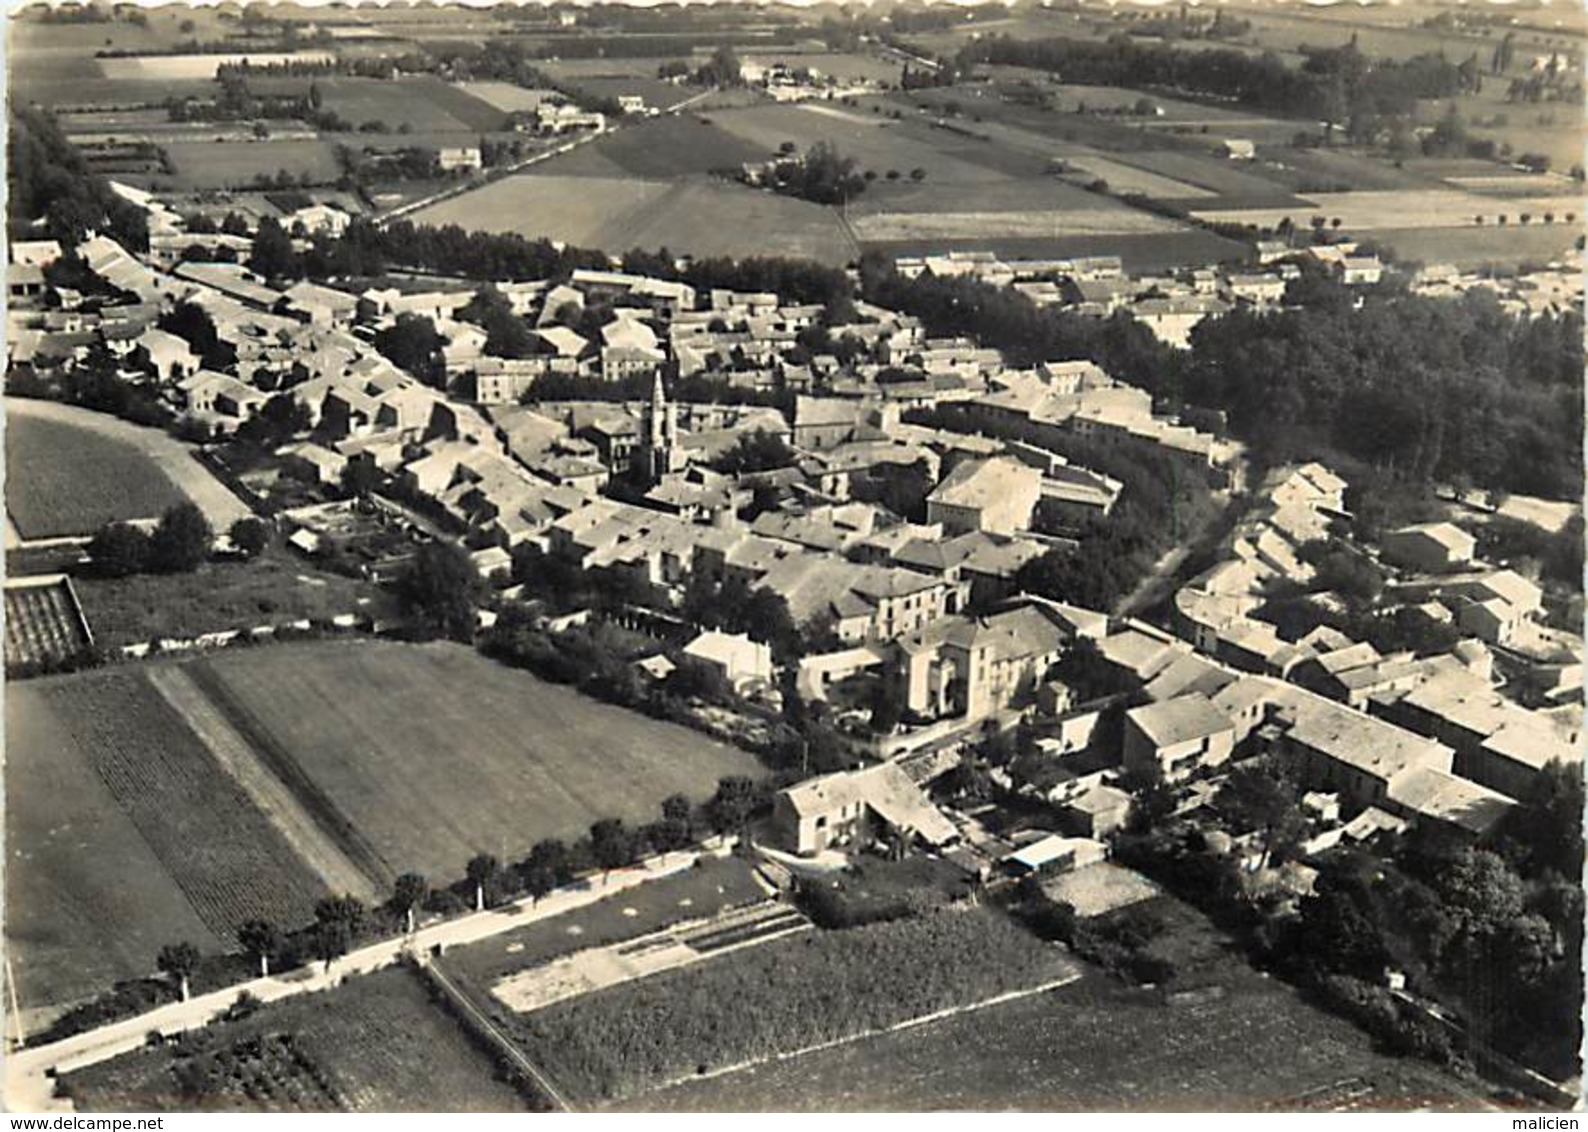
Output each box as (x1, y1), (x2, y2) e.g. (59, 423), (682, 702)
(630, 897), (1487, 1112)
(63, 966), (529, 1112)
(188, 640), (766, 881)
(71, 548), (394, 650)
(6, 398), (250, 539)
(6, 407), (188, 540)
(5, 680), (224, 1021)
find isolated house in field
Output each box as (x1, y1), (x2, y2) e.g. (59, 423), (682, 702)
(1222, 138), (1256, 160)
(772, 762), (958, 857)
(1380, 522), (1476, 574)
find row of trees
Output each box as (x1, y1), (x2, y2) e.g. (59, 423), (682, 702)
(957, 33), (1476, 142)
(154, 773), (766, 1009)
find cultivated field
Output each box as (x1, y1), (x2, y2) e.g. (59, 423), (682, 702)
(710, 103), (1013, 185)
(238, 75), (507, 134)
(160, 140), (345, 191)
(499, 905), (1079, 1104)
(1191, 188), (1584, 231)
(5, 679), (224, 1019)
(1062, 154), (1217, 199)
(189, 640), (766, 881)
(4, 578), (93, 672)
(410, 173), (671, 246)
(414, 170), (856, 264)
(574, 115), (768, 179)
(6, 407), (187, 539)
(25, 668), (332, 940)
(64, 967), (529, 1112)
(850, 205), (1184, 242)
(630, 899), (1487, 1112)
(5, 398), (250, 539)
(1367, 224), (1581, 269)
(455, 81), (558, 114)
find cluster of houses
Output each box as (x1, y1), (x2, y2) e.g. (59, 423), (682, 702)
(893, 243), (1390, 350)
(10, 185), (1578, 900)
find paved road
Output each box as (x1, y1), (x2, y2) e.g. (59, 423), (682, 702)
(4, 851), (713, 1112)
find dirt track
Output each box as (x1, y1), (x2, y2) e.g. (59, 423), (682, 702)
(145, 664), (381, 904)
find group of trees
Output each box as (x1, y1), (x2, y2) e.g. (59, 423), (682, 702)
(959, 33), (1477, 144)
(8, 107), (148, 250)
(1011, 440), (1216, 613)
(393, 542), (483, 642)
(760, 141), (869, 206)
(1272, 766), (1583, 1077)
(85, 503), (214, 578)
(864, 255), (1582, 506)
(373, 313), (448, 389)
(1182, 284), (1582, 500)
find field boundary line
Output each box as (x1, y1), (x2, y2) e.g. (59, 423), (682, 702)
(423, 959), (576, 1112)
(654, 967), (1083, 1091)
(182, 660), (395, 889)
(145, 664), (381, 904)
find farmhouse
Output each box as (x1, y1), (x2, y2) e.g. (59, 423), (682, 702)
(772, 762), (958, 857)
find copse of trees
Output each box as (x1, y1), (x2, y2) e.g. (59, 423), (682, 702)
(761, 141), (868, 206)
(1183, 287), (1583, 499)
(85, 503), (213, 578)
(394, 541), (483, 642)
(373, 313), (447, 389)
(8, 107), (149, 251)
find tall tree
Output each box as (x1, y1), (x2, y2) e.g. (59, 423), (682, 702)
(148, 502), (213, 573)
(156, 941), (201, 1002)
(466, 853), (500, 912)
(236, 920), (281, 978)
(248, 216), (298, 280)
(391, 872), (428, 934)
(394, 541), (482, 642)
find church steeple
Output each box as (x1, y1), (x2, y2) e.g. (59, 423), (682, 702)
(643, 368), (678, 479)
